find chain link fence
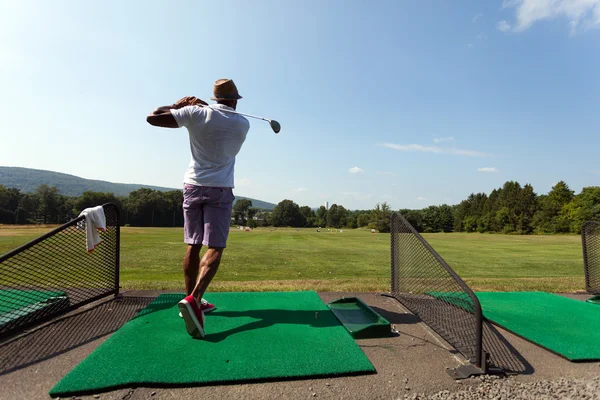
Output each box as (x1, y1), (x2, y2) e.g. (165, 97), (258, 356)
(582, 221), (600, 295)
(0, 204), (120, 341)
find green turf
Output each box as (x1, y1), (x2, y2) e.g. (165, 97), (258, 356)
(0, 289), (69, 327)
(0, 289), (67, 314)
(476, 292), (600, 361)
(1, 227), (585, 292)
(49, 291), (375, 397)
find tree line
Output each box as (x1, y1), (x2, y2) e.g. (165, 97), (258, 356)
(0, 181), (598, 234)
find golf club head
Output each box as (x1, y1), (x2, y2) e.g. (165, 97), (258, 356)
(269, 120), (281, 134)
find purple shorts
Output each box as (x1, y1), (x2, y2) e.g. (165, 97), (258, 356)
(183, 185), (234, 248)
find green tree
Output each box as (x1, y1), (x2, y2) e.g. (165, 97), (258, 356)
(35, 184), (61, 224)
(371, 202), (391, 232)
(327, 204), (348, 228)
(299, 206), (316, 227)
(0, 185), (23, 224)
(232, 199), (253, 225)
(74, 191), (121, 214)
(315, 206), (327, 227)
(271, 199), (305, 227)
(559, 186), (600, 233)
(356, 211), (372, 228)
(534, 181), (574, 233)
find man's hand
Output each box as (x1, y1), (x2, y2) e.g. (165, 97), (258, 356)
(173, 96), (208, 109)
(147, 97), (208, 128)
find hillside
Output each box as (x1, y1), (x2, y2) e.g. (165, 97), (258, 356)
(0, 167), (276, 210)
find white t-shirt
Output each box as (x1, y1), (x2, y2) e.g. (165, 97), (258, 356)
(171, 104), (249, 188)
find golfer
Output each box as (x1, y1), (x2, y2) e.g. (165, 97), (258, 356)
(146, 79), (249, 338)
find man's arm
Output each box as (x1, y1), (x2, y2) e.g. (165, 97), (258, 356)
(146, 97), (208, 128)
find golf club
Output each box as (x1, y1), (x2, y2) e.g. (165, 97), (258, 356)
(206, 106), (281, 134)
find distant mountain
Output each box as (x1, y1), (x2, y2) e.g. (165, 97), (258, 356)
(0, 167), (276, 210)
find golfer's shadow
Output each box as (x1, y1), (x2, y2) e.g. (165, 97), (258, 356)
(204, 309), (339, 343)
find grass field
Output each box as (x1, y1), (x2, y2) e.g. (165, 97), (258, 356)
(0, 226), (586, 293)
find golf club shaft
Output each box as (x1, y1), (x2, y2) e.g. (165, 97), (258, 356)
(206, 106), (269, 122)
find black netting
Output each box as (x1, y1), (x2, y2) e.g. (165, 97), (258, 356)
(0, 204), (120, 340)
(582, 221), (600, 295)
(390, 213), (484, 367)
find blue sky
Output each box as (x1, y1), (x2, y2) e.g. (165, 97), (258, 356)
(1, 0), (599, 210)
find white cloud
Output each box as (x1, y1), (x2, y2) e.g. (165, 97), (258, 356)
(477, 167), (498, 173)
(472, 13), (483, 22)
(417, 196), (427, 201)
(376, 171), (398, 177)
(503, 0), (600, 33)
(476, 33), (487, 40)
(293, 187), (308, 192)
(497, 20), (512, 32)
(381, 143), (495, 158)
(468, 43), (475, 49)
(348, 166), (364, 174)
(433, 136), (455, 144)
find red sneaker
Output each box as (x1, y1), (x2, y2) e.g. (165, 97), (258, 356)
(178, 295), (205, 338)
(200, 298), (216, 313)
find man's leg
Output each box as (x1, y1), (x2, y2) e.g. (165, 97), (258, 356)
(191, 247), (224, 301)
(183, 244), (202, 296)
(190, 187), (234, 301)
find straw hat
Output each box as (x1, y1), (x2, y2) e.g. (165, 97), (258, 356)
(211, 78), (243, 101)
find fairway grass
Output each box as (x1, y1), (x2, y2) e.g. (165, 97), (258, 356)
(0, 227), (586, 293)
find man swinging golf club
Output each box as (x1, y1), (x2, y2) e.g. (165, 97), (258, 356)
(146, 79), (249, 338)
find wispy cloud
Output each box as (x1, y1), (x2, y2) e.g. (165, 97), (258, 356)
(348, 166), (364, 174)
(502, 0), (600, 33)
(477, 167), (498, 173)
(497, 20), (512, 32)
(433, 136), (455, 144)
(376, 171), (398, 177)
(417, 196), (427, 201)
(293, 187), (308, 192)
(472, 13), (483, 23)
(382, 143), (495, 158)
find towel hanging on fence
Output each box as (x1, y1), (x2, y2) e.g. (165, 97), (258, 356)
(78, 206), (106, 252)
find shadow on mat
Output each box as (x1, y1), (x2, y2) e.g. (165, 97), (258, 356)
(204, 309), (341, 342)
(0, 296), (152, 376)
(483, 321), (534, 375)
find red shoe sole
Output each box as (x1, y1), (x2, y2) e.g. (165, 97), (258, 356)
(178, 299), (205, 338)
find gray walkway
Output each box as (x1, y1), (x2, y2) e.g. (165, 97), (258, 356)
(0, 292), (598, 400)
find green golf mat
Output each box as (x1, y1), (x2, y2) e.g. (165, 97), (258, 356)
(0, 289), (68, 327)
(431, 291), (600, 361)
(50, 291), (375, 397)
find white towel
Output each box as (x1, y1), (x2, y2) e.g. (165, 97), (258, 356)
(78, 206), (106, 252)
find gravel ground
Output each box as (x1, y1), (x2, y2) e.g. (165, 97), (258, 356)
(403, 375), (600, 400)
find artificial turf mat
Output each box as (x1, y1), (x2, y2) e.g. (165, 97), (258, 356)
(0, 289), (68, 327)
(49, 291), (375, 397)
(430, 291), (600, 361)
(475, 292), (600, 361)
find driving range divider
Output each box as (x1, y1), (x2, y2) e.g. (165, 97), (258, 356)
(387, 213), (503, 379)
(0, 203), (121, 341)
(582, 221), (600, 304)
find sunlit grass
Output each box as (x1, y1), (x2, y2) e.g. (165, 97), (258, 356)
(0, 227), (586, 292)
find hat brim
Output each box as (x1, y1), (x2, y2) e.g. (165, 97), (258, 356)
(211, 94), (243, 101)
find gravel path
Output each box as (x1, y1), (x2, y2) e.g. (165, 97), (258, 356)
(403, 376), (600, 400)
